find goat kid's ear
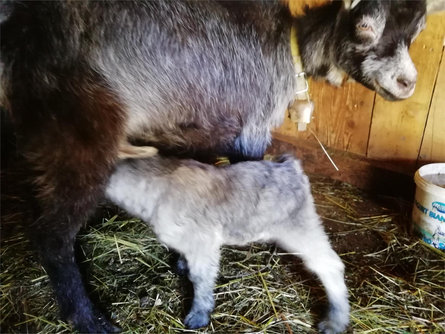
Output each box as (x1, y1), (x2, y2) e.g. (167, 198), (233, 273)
(427, 0), (445, 14)
(343, 0), (361, 10)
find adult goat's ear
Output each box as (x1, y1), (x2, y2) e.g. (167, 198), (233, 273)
(427, 0), (445, 14)
(343, 0), (361, 10)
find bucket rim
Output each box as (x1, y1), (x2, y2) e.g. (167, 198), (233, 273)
(414, 163), (445, 196)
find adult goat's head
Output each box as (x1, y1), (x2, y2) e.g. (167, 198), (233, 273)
(337, 0), (426, 100)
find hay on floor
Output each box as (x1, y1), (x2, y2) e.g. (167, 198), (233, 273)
(1, 175), (444, 333)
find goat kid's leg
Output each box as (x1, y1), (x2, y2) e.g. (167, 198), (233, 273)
(181, 246), (220, 329)
(176, 255), (189, 276)
(276, 222), (349, 334)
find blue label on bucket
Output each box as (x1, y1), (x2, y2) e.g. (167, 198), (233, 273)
(415, 200), (445, 223)
(415, 201), (428, 215)
(415, 225), (445, 250)
(432, 201), (445, 214)
(429, 211), (445, 222)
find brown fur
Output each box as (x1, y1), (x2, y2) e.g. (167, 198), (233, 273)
(3, 71), (125, 332)
(20, 76), (125, 217)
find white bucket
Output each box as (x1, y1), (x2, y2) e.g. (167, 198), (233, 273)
(412, 163), (445, 249)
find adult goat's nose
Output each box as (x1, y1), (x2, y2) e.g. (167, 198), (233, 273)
(397, 76), (416, 91)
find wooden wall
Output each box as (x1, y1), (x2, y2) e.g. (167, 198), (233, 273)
(274, 13), (445, 175)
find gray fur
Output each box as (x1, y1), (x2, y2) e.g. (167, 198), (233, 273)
(106, 155), (349, 333)
(90, 1), (295, 158)
(1, 1), (427, 160)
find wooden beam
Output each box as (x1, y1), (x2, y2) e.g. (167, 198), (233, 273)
(418, 48), (445, 165)
(274, 78), (376, 156)
(270, 133), (415, 199)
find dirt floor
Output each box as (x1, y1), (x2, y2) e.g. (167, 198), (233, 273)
(1, 175), (444, 333)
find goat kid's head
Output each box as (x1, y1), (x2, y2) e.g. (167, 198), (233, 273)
(337, 0), (426, 100)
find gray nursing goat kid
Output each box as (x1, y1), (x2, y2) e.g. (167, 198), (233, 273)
(106, 155), (349, 333)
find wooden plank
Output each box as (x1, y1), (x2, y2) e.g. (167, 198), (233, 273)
(268, 135), (415, 200)
(273, 78), (375, 156)
(418, 48), (445, 164)
(366, 14), (445, 168)
(284, 0), (331, 16)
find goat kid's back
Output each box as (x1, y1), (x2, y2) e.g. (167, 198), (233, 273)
(106, 155), (312, 246)
(106, 155), (349, 332)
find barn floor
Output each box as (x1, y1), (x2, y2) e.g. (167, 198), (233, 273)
(1, 175), (444, 333)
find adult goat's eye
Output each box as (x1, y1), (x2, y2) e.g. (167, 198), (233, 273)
(357, 22), (372, 31)
(355, 19), (377, 43)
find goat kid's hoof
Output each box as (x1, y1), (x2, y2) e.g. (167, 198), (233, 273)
(318, 314), (349, 334)
(317, 302), (349, 334)
(176, 257), (189, 276)
(69, 310), (121, 334)
(184, 310), (210, 329)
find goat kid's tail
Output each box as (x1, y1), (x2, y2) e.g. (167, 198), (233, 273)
(274, 154), (303, 171)
(274, 154), (305, 175)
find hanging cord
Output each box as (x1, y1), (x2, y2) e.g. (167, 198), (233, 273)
(310, 129), (339, 171)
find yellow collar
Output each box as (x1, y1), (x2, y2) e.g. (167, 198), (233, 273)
(290, 24), (309, 96)
(290, 24), (304, 74)
(289, 24), (314, 131)
(290, 24), (336, 168)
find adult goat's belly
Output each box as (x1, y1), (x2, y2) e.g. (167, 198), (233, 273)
(93, 34), (294, 155)
(124, 105), (243, 153)
(98, 60), (290, 155)
(119, 87), (292, 155)
(115, 84), (244, 153)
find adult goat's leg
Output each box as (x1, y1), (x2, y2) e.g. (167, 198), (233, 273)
(29, 205), (119, 333)
(11, 75), (125, 333)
